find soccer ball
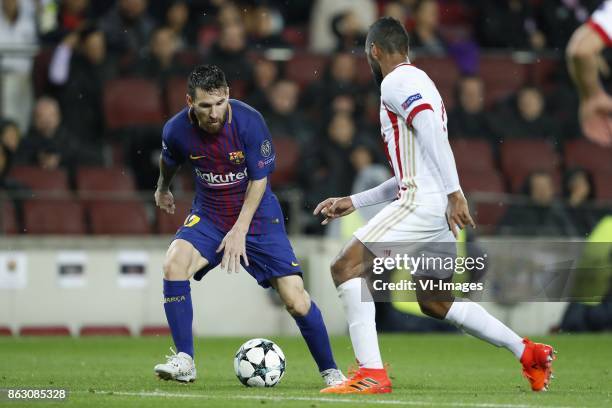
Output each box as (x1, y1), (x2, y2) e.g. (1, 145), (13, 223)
(234, 338), (286, 387)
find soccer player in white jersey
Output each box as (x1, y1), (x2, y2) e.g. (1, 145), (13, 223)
(567, 0), (612, 146)
(315, 17), (556, 394)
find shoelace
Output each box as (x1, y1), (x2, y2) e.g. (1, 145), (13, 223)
(164, 347), (182, 368)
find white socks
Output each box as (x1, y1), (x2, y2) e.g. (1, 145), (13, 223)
(445, 299), (525, 359)
(337, 278), (384, 369)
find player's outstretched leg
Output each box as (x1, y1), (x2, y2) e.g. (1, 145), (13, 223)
(416, 279), (556, 392)
(272, 275), (346, 386)
(321, 238), (392, 394)
(154, 239), (207, 383)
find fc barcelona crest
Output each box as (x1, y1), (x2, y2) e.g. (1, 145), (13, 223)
(229, 150), (245, 164)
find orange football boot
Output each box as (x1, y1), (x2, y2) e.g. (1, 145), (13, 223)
(520, 338), (557, 391)
(320, 367), (392, 394)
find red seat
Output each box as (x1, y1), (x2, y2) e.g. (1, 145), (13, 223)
(80, 325), (131, 336)
(270, 137), (300, 187)
(140, 325), (171, 336)
(23, 200), (85, 234)
(104, 78), (164, 130)
(0, 200), (18, 234)
(415, 57), (459, 108)
(19, 326), (70, 336)
(460, 170), (506, 194)
(473, 201), (507, 231)
(9, 166), (69, 192)
(285, 53), (328, 88)
(88, 200), (151, 235)
(32, 48), (54, 96)
(480, 55), (525, 108)
(500, 140), (560, 192)
(76, 167), (136, 195)
(282, 26), (307, 48)
(157, 199), (192, 234)
(0, 326), (11, 336)
(564, 139), (612, 174)
(355, 55), (373, 85)
(593, 171), (612, 200)
(450, 138), (496, 172)
(166, 76), (188, 116)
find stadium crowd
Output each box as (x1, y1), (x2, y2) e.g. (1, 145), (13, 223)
(0, 0), (611, 236)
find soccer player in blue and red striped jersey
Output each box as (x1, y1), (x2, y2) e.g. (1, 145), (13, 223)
(152, 65), (345, 386)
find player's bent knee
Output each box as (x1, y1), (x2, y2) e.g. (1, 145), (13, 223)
(284, 290), (311, 317)
(162, 259), (189, 281)
(330, 255), (354, 285)
(418, 300), (447, 320)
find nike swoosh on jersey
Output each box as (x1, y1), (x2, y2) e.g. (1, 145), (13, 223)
(189, 154), (206, 160)
(291, 261), (299, 267)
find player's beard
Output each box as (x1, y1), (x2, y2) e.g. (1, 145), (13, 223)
(370, 59), (384, 88)
(198, 110), (227, 133)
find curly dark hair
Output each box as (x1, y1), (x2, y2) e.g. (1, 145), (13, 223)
(187, 64), (227, 97)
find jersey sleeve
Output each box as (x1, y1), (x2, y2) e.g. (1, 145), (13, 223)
(161, 122), (185, 167)
(589, 0), (612, 46)
(381, 74), (433, 128)
(244, 111), (276, 180)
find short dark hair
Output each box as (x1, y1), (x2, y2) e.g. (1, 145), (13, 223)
(366, 17), (409, 55)
(187, 65), (227, 97)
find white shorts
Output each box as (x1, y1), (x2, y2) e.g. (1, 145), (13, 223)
(354, 197), (456, 279)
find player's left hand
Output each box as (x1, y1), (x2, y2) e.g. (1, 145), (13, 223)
(446, 191), (476, 238)
(579, 90), (612, 146)
(216, 226), (249, 274)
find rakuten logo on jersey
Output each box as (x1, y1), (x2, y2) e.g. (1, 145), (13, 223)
(196, 168), (248, 186)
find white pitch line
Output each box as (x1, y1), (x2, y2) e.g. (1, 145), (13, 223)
(77, 390), (575, 408)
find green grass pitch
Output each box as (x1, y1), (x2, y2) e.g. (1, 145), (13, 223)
(1, 334), (611, 407)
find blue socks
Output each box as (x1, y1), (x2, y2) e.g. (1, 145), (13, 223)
(293, 301), (337, 372)
(163, 279), (194, 358)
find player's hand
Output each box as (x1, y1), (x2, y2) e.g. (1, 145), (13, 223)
(313, 196), (355, 225)
(216, 226), (249, 274)
(155, 189), (175, 214)
(446, 191), (475, 238)
(579, 90), (612, 146)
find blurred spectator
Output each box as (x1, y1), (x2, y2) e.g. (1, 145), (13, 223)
(247, 5), (289, 50)
(207, 22), (253, 84)
(245, 59), (279, 113)
(99, 0), (155, 56)
(131, 26), (187, 88)
(301, 112), (364, 218)
(309, 0), (376, 52)
(383, 1), (410, 28)
(42, 0), (92, 43)
(16, 96), (100, 171)
(474, 0), (545, 50)
(1, 119), (20, 159)
(563, 168), (602, 237)
(497, 86), (560, 141)
(216, 2), (243, 27)
(350, 144), (391, 221)
(331, 10), (368, 52)
(263, 79), (313, 144)
(49, 26), (115, 142)
(536, 0), (596, 51)
(448, 76), (497, 141)
(0, 119), (21, 186)
(0, 0), (37, 132)
(498, 171), (577, 236)
(409, 0), (445, 56)
(302, 52), (363, 120)
(164, 1), (196, 49)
